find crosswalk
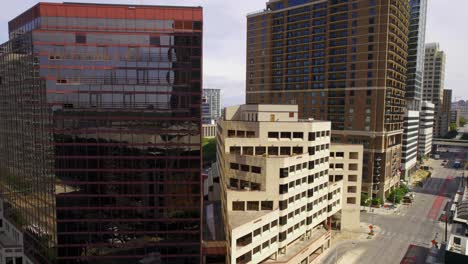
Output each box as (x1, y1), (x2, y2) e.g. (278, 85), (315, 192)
(377, 229), (431, 247)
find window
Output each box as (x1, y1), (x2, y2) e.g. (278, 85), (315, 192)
(281, 132), (291, 138)
(279, 184), (288, 194)
(254, 228), (261, 236)
(232, 201), (245, 211)
(293, 132), (303, 139)
(261, 201), (273, 210)
(253, 245), (261, 254)
(150, 36), (160, 45)
(279, 216), (288, 226)
(308, 132), (316, 141)
(348, 186), (357, 193)
(268, 132), (279, 138)
(241, 165), (250, 172)
(252, 166), (262, 174)
(247, 201), (259, 211)
(230, 163), (239, 170)
(349, 175), (358, 182)
(289, 112), (295, 117)
(280, 168), (289, 178)
(279, 200), (288, 210)
(271, 236), (278, 244)
(75, 34), (86, 43)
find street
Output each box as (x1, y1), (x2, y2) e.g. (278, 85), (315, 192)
(321, 156), (463, 264)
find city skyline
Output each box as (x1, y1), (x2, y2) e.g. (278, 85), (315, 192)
(1, 0), (466, 106)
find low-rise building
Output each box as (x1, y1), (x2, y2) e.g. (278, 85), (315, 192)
(0, 200), (34, 264)
(203, 124), (217, 138)
(402, 110), (420, 180)
(446, 185), (468, 263)
(329, 144), (363, 232)
(217, 104), (361, 264)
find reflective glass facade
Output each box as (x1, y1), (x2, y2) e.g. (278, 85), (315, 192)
(0, 3), (203, 264)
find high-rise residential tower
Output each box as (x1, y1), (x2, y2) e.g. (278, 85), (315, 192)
(246, 0), (410, 199)
(442, 89), (453, 130)
(0, 3), (203, 264)
(423, 43), (446, 137)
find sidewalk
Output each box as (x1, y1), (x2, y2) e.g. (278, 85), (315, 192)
(360, 202), (410, 216)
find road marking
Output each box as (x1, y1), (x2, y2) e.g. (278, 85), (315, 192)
(426, 176), (453, 220)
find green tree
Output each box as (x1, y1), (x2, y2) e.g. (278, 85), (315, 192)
(371, 197), (382, 206)
(460, 117), (466, 127)
(202, 138), (217, 168)
(361, 193), (371, 206)
(449, 122), (458, 132)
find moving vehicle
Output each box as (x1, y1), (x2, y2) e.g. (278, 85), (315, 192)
(454, 161), (461, 169)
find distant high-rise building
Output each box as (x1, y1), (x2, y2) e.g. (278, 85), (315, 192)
(217, 104), (362, 264)
(423, 43), (446, 137)
(245, 0), (410, 199)
(440, 89), (453, 135)
(418, 101), (434, 158)
(401, 0), (428, 180)
(202, 95), (213, 124)
(0, 3), (203, 263)
(203, 88), (221, 121)
(405, 0), (428, 110)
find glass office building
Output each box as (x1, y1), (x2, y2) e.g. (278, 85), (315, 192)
(0, 3), (203, 263)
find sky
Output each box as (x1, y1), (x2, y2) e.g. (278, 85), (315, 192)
(1, 0), (466, 106)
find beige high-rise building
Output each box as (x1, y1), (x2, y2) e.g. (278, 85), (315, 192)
(246, 0), (410, 200)
(217, 104), (362, 264)
(423, 43), (446, 137)
(441, 89), (453, 135)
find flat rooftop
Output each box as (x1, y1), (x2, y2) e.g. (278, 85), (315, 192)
(0, 231), (21, 248)
(229, 210), (273, 229)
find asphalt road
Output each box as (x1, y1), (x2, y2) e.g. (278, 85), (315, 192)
(321, 157), (462, 264)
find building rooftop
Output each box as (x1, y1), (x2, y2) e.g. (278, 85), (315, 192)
(0, 231), (20, 248)
(229, 210), (273, 229)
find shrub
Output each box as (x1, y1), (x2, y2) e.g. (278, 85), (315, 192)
(361, 193), (371, 206)
(371, 197), (382, 206)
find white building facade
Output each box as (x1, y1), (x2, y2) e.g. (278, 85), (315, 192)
(401, 110), (420, 180)
(217, 105), (361, 264)
(418, 101), (434, 157)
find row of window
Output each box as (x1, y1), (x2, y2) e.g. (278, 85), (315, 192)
(229, 163), (262, 174)
(279, 172), (329, 195)
(268, 131), (329, 140)
(228, 178), (260, 191)
(232, 200), (273, 211)
(227, 129), (255, 138)
(229, 146), (304, 156)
